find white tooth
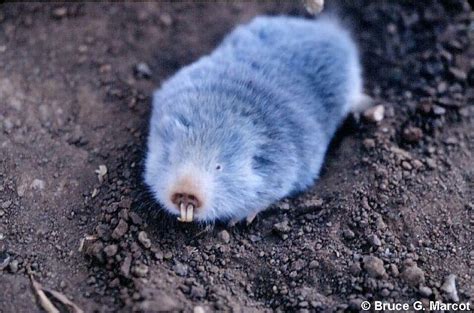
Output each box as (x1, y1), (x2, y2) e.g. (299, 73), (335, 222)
(186, 204), (194, 222)
(178, 203), (186, 222)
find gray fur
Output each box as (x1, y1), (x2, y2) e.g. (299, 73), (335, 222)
(144, 15), (363, 222)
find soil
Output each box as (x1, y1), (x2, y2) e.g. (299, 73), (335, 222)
(0, 1), (472, 312)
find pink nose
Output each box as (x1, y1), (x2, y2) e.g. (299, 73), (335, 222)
(171, 192), (201, 210)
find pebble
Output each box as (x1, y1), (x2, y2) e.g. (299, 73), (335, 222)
(304, 0), (324, 15)
(432, 105), (446, 115)
(375, 216), (387, 230)
(1, 200), (11, 209)
(425, 158), (437, 169)
(419, 286), (432, 297)
(363, 256), (386, 278)
(440, 274), (459, 302)
(390, 264), (399, 277)
(343, 229), (355, 240)
(138, 231), (152, 249)
(193, 306), (206, 313)
(84, 241), (105, 263)
(449, 67), (467, 81)
(159, 13), (173, 26)
(363, 105), (385, 123)
(30, 179), (45, 191)
(273, 220), (291, 234)
(217, 230), (231, 243)
(104, 244), (118, 257)
(368, 234), (382, 247)
(9, 260), (19, 273)
(403, 126), (423, 143)
(402, 161), (413, 170)
(363, 138), (376, 149)
(0, 252), (10, 271)
(134, 62), (152, 79)
(112, 219), (129, 239)
(132, 263), (149, 278)
(401, 265), (425, 287)
(411, 159), (423, 170)
(309, 260), (319, 269)
(52, 7), (67, 19)
(173, 262), (188, 276)
(120, 255), (132, 277)
(129, 212), (143, 225)
(190, 285), (206, 298)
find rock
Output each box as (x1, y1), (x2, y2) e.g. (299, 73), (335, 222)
(129, 212), (143, 225)
(309, 260), (319, 269)
(389, 264), (399, 277)
(304, 0), (324, 15)
(368, 234), (382, 247)
(193, 306), (206, 313)
(402, 161), (413, 170)
(52, 7), (67, 19)
(159, 13), (173, 26)
(363, 256), (386, 278)
(401, 265), (425, 287)
(441, 274), (459, 302)
(1, 200), (12, 209)
(363, 105), (385, 123)
(134, 62), (152, 79)
(120, 255), (132, 277)
(190, 285), (206, 298)
(9, 260), (19, 273)
(273, 220), (291, 234)
(112, 219), (129, 239)
(432, 105), (446, 115)
(138, 231), (152, 249)
(363, 138), (376, 149)
(419, 286), (432, 297)
(449, 67), (467, 81)
(104, 244), (118, 257)
(425, 158), (437, 169)
(84, 241), (105, 263)
(418, 99), (432, 114)
(138, 292), (180, 312)
(342, 229), (355, 240)
(132, 263), (149, 278)
(30, 179), (45, 191)
(0, 252), (10, 271)
(217, 230), (230, 243)
(249, 235), (261, 242)
(375, 216), (387, 230)
(403, 127), (423, 143)
(173, 262), (188, 276)
(349, 262), (361, 275)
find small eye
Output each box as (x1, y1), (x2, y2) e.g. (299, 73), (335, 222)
(215, 164), (222, 171)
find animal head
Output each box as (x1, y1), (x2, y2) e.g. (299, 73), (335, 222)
(144, 98), (267, 222)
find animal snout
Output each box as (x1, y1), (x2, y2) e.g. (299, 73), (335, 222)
(171, 192), (201, 209)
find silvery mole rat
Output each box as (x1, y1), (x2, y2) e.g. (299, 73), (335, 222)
(145, 16), (367, 223)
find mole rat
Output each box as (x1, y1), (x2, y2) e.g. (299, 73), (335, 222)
(144, 15), (367, 223)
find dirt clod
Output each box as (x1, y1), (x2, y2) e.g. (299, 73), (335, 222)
(112, 219), (129, 239)
(217, 230), (231, 243)
(401, 264), (426, 287)
(363, 256), (386, 278)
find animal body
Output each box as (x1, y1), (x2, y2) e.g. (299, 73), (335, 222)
(144, 15), (365, 223)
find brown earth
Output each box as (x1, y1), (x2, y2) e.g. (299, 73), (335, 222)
(0, 1), (472, 312)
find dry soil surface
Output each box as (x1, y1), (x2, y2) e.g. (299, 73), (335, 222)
(0, 1), (473, 312)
